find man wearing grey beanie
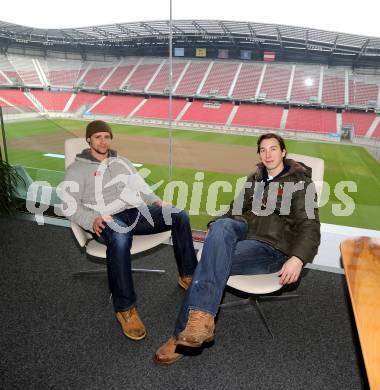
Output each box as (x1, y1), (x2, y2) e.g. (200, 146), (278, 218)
(63, 120), (197, 341)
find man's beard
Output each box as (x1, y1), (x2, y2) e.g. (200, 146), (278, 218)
(93, 146), (109, 156)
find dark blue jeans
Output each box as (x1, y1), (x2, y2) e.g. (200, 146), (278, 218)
(173, 218), (288, 335)
(97, 205), (197, 312)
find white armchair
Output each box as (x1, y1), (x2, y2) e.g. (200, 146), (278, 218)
(200, 153), (324, 338)
(64, 137), (170, 276)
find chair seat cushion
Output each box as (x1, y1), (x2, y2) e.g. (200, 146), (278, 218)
(196, 247), (282, 295)
(85, 230), (171, 258)
(227, 273), (282, 295)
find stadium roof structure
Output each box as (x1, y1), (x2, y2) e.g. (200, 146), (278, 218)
(0, 19), (379, 67)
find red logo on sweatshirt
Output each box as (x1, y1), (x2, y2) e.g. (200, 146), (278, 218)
(94, 171), (102, 176)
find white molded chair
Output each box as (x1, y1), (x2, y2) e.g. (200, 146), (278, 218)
(201, 154), (325, 338)
(65, 137), (171, 276)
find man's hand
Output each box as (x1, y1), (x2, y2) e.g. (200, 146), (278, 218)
(93, 215), (112, 237)
(278, 256), (303, 285)
(154, 200), (172, 208)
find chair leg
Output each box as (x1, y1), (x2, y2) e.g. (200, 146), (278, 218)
(220, 296), (274, 338)
(72, 267), (165, 277)
(259, 294), (299, 301)
(220, 294), (299, 339)
(131, 268), (165, 274)
(253, 298), (274, 339)
(72, 268), (107, 277)
(219, 297), (252, 308)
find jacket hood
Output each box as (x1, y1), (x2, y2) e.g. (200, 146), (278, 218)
(75, 148), (117, 163)
(255, 158), (312, 181)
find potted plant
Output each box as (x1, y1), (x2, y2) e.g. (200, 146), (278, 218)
(0, 105), (26, 215)
(0, 159), (25, 215)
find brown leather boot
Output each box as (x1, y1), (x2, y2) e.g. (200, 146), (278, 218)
(176, 309), (215, 348)
(153, 337), (183, 365)
(116, 307), (146, 341)
(178, 276), (192, 290)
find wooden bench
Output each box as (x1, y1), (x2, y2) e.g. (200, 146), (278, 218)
(340, 237), (380, 390)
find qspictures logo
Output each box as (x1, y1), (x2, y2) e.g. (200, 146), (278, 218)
(26, 157), (357, 232)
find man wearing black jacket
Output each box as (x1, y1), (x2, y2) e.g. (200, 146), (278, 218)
(154, 133), (321, 365)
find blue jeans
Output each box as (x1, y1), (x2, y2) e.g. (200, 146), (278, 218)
(173, 218), (288, 335)
(97, 205), (197, 312)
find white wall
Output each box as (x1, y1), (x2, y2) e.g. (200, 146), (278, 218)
(313, 223), (379, 269)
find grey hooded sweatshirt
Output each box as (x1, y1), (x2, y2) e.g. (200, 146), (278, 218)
(61, 148), (160, 232)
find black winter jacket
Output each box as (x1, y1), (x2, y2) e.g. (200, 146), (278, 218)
(211, 158), (321, 264)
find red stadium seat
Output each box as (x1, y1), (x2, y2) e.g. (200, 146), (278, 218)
(342, 112), (376, 137)
(181, 100), (233, 124)
(232, 104), (283, 128)
(286, 108), (336, 133)
(133, 97), (187, 119)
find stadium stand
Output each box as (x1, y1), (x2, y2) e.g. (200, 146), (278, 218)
(30, 91), (72, 111)
(67, 92), (102, 113)
(0, 98), (15, 113)
(231, 104), (284, 128)
(0, 101), (21, 115)
(133, 97), (187, 119)
(75, 68), (87, 86)
(102, 63), (135, 91)
(7, 54), (42, 86)
(90, 95), (144, 116)
(0, 49), (378, 141)
(1, 54), (378, 109)
(259, 63), (292, 101)
(40, 58), (83, 87)
(3, 71), (21, 85)
(180, 100), (234, 124)
(322, 67), (346, 106)
(1, 84), (377, 139)
(126, 58), (162, 92)
(0, 89), (37, 110)
(175, 61), (210, 95)
(0, 98), (10, 107)
(341, 111), (376, 137)
(0, 55), (18, 85)
(199, 62), (239, 97)
(0, 72), (10, 86)
(371, 121), (380, 139)
(147, 61), (187, 93)
(79, 62), (115, 89)
(290, 65), (321, 103)
(285, 107), (337, 133)
(231, 63), (264, 100)
(348, 76), (379, 107)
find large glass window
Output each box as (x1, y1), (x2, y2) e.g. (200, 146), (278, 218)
(0, 3), (379, 233)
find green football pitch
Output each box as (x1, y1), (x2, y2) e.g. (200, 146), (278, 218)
(4, 118), (380, 231)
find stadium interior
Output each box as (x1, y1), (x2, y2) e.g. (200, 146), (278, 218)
(1, 18), (379, 389)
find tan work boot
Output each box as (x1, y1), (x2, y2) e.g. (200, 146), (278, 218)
(178, 276), (192, 290)
(153, 337), (183, 365)
(176, 309), (215, 348)
(116, 307), (146, 341)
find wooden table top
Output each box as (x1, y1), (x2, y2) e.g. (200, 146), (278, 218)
(340, 237), (380, 390)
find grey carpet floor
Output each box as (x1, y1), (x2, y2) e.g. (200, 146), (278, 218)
(0, 216), (368, 390)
